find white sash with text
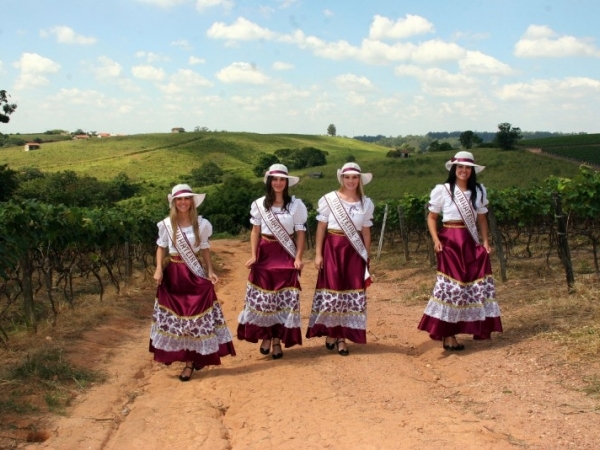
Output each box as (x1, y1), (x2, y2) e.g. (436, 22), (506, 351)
(162, 219), (208, 279)
(444, 184), (480, 244)
(255, 200), (297, 259)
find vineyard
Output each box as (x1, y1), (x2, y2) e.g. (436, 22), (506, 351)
(519, 133), (600, 166)
(3, 167), (600, 343)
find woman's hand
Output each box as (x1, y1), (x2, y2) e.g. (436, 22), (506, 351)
(208, 270), (219, 284)
(294, 258), (304, 271)
(245, 256), (256, 268)
(482, 241), (492, 254)
(314, 254), (323, 271)
(433, 240), (443, 253)
(153, 268), (163, 286)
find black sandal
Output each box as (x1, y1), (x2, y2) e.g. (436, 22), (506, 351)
(336, 339), (349, 356)
(272, 343), (283, 360)
(325, 337), (336, 350)
(259, 339), (271, 355)
(442, 336), (465, 351)
(179, 364), (195, 382)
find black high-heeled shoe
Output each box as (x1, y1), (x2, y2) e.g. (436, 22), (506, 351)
(442, 336), (465, 351)
(335, 339), (349, 356)
(271, 343), (283, 360)
(259, 339), (271, 355)
(325, 338), (336, 350)
(179, 364), (195, 382)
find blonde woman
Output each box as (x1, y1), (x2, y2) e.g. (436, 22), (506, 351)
(150, 184), (235, 381)
(306, 163), (374, 356)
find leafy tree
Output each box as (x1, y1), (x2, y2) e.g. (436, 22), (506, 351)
(494, 122), (523, 150)
(327, 124), (336, 136)
(345, 154), (356, 162)
(428, 140), (441, 152)
(188, 161), (224, 187)
(274, 147), (328, 169)
(201, 176), (263, 234)
(439, 142), (453, 152)
(0, 164), (19, 201)
(459, 130), (481, 149)
(253, 153), (280, 177)
(0, 90), (17, 124)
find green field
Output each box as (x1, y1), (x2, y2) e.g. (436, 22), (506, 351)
(0, 132), (584, 205)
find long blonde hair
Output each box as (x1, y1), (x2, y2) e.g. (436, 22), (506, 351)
(169, 203), (200, 247)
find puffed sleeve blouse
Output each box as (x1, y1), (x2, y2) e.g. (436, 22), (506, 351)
(249, 196), (308, 234)
(156, 216), (213, 253)
(316, 192), (375, 230)
(428, 184), (489, 222)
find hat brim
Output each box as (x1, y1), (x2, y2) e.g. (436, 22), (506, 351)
(263, 174), (300, 187)
(445, 161), (485, 173)
(337, 170), (372, 185)
(168, 193), (206, 208)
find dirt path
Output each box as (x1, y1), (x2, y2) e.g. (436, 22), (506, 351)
(24, 239), (600, 449)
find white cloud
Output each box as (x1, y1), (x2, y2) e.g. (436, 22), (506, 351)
(12, 53), (60, 90)
(159, 69), (213, 94)
(216, 62), (270, 84)
(196, 0), (234, 12)
(207, 17), (277, 41)
(40, 26), (97, 45)
(334, 74), (374, 91)
(459, 51), (513, 75)
(368, 14), (434, 40)
(323, 9), (334, 17)
(410, 39), (465, 64)
(171, 39), (193, 50)
(395, 65), (479, 97)
(93, 56), (122, 78)
(515, 25), (600, 58)
(496, 77), (600, 101)
(278, 0), (299, 8)
(272, 61), (293, 70)
(50, 88), (109, 106)
(131, 65), (166, 81)
(135, 51), (170, 63)
(189, 56), (206, 65)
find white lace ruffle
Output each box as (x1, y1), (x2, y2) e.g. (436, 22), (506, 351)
(238, 283), (301, 328)
(307, 289), (367, 330)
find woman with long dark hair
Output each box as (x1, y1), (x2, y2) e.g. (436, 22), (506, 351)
(150, 184), (235, 382)
(417, 151), (502, 350)
(237, 164), (307, 359)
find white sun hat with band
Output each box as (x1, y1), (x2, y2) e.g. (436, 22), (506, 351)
(445, 151), (485, 173)
(337, 162), (373, 185)
(263, 163), (300, 186)
(167, 183), (206, 207)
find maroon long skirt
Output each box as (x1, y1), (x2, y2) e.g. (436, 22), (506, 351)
(237, 237), (302, 348)
(417, 225), (503, 341)
(306, 231), (368, 344)
(149, 256), (236, 368)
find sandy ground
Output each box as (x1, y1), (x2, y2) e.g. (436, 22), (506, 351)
(18, 239), (600, 450)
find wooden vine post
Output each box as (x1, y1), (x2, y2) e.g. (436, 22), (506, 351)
(397, 205), (410, 262)
(376, 204), (388, 260)
(21, 251), (37, 333)
(487, 206), (507, 282)
(552, 192), (575, 293)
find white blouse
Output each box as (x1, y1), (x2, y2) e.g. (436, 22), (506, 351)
(249, 196), (308, 234)
(428, 184), (489, 222)
(156, 216), (213, 254)
(316, 193), (375, 230)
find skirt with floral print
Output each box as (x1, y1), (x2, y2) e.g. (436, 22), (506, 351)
(418, 226), (503, 341)
(237, 237), (302, 347)
(306, 231), (368, 344)
(149, 257), (235, 367)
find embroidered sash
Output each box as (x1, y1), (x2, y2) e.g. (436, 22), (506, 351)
(324, 192), (371, 282)
(162, 219), (208, 279)
(255, 199), (297, 259)
(444, 184), (480, 244)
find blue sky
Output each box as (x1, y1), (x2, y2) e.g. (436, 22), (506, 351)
(2, 0), (600, 136)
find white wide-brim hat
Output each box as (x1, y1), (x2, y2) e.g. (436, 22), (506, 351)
(263, 163), (299, 186)
(167, 183), (206, 208)
(337, 162), (372, 185)
(445, 151), (485, 173)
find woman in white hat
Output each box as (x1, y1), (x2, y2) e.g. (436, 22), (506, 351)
(150, 184), (235, 381)
(306, 162), (374, 356)
(237, 164), (307, 359)
(417, 151), (503, 350)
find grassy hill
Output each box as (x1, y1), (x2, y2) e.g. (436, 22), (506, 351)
(518, 133), (600, 166)
(0, 132), (584, 204)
